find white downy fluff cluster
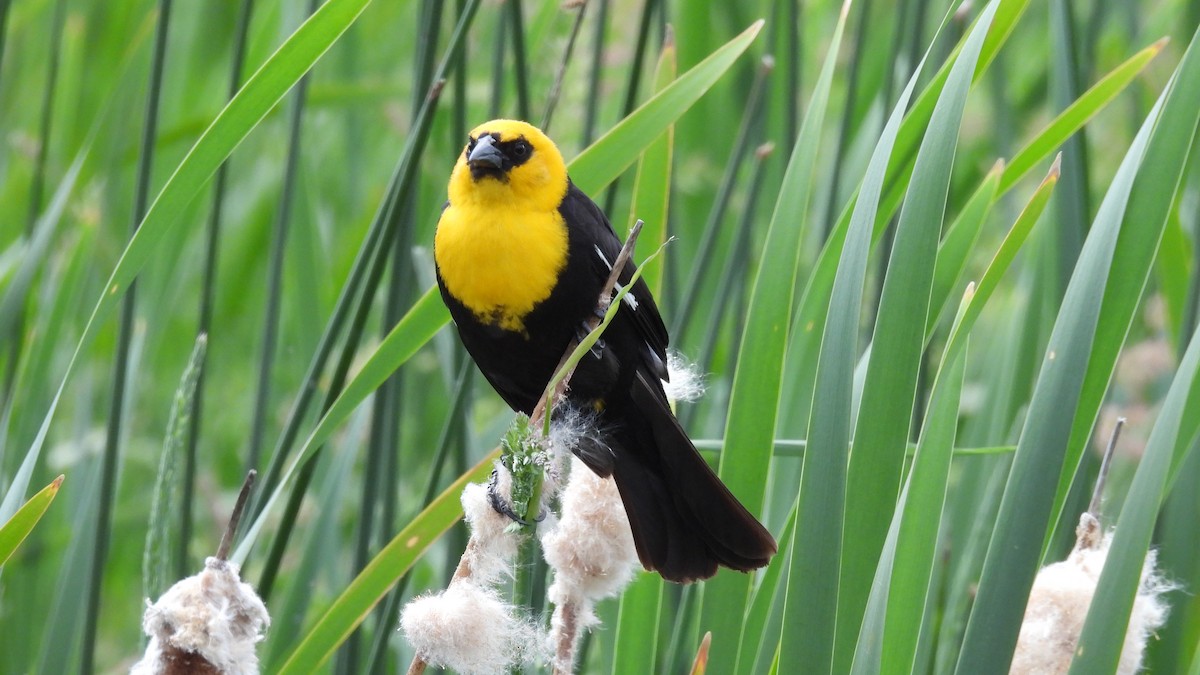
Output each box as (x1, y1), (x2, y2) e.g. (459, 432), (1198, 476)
(400, 471), (545, 674)
(460, 478), (521, 583)
(131, 557), (270, 675)
(1011, 514), (1171, 675)
(663, 352), (705, 403)
(542, 458), (640, 672)
(401, 582), (541, 675)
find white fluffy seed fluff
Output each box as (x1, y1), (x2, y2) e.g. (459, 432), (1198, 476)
(131, 557), (270, 675)
(460, 478), (521, 584)
(1010, 513), (1171, 675)
(543, 458), (639, 603)
(542, 458), (640, 672)
(401, 581), (542, 675)
(663, 352), (706, 403)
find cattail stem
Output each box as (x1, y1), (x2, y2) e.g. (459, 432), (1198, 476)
(1088, 416), (1125, 517)
(216, 471), (257, 562)
(552, 601), (579, 675)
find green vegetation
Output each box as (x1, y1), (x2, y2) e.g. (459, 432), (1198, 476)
(1, 0), (1199, 673)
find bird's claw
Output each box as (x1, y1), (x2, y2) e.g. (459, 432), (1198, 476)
(486, 470), (546, 525)
(577, 313), (608, 359)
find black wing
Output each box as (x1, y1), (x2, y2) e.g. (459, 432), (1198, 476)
(559, 180), (670, 382)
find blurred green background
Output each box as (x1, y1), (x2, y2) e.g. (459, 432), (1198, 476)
(1, 0), (1199, 673)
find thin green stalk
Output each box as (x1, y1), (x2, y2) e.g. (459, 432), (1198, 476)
(787, 0), (801, 142)
(259, 145), (433, 599)
(251, 0), (481, 522)
(540, 0), (588, 133)
(490, 3), (508, 117)
(363, 361), (474, 674)
(2, 0), (67, 413)
(182, 0), (255, 579)
(582, 0), (608, 145)
(339, 4), (444, 669)
(259, 223), (396, 600)
(661, 584), (697, 674)
(1049, 0), (1091, 299)
(453, 0), (467, 142)
(691, 143), (774, 394)
(0, 0), (11, 94)
(252, 0), (487, 571)
(822, 0), (872, 239)
(81, 1), (173, 671)
(508, 0), (529, 119)
(247, 0), (320, 477)
(603, 0), (658, 216)
(1182, 182), (1200, 351)
(670, 56), (771, 341)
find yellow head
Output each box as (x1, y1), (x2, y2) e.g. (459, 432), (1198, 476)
(447, 119), (569, 210)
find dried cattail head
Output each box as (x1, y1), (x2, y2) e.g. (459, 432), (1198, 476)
(131, 557), (269, 675)
(542, 458), (640, 673)
(401, 581), (542, 675)
(1010, 514), (1171, 675)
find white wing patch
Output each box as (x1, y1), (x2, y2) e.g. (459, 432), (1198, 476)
(594, 245), (613, 270)
(595, 245), (638, 310)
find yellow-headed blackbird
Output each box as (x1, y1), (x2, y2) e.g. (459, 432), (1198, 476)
(434, 119), (776, 582)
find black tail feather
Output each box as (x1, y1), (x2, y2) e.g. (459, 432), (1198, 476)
(601, 372), (776, 583)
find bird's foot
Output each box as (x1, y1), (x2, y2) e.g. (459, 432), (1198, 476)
(576, 310), (608, 359)
(486, 469), (546, 525)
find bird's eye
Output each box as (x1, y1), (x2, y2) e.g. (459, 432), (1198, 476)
(465, 138), (476, 157)
(511, 140), (531, 159)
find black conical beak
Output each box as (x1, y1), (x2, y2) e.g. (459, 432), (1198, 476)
(468, 135), (506, 177)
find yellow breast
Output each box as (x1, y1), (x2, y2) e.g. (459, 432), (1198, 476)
(435, 200), (568, 333)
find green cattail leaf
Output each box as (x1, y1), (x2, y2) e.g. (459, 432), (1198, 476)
(625, 29), (676, 298)
(1051, 23), (1200, 552)
(0, 475), (63, 567)
(276, 450), (497, 674)
(783, 30), (1163, 442)
(568, 20), (762, 195)
(955, 64), (1167, 675)
(233, 286), (449, 564)
(855, 288), (970, 675)
(0, 0), (372, 525)
(1068, 303), (1200, 673)
(834, 5), (997, 671)
(926, 162), (1002, 336)
(698, 5), (849, 673)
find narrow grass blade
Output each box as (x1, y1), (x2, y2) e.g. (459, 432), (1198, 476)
(998, 37), (1167, 194)
(878, 303), (969, 675)
(0, 475), (62, 566)
(612, 572), (664, 673)
(791, 16), (925, 674)
(835, 5), (998, 671)
(927, 162), (1002, 335)
(702, 6), (849, 674)
(1068, 316), (1200, 672)
(569, 19), (762, 195)
(625, 26), (676, 297)
(0, 153), (85, 354)
(786, 36), (1163, 441)
(275, 449), (498, 674)
(1, 0), (372, 526)
(955, 76), (1166, 675)
(233, 286), (448, 563)
(1052, 24), (1200, 549)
